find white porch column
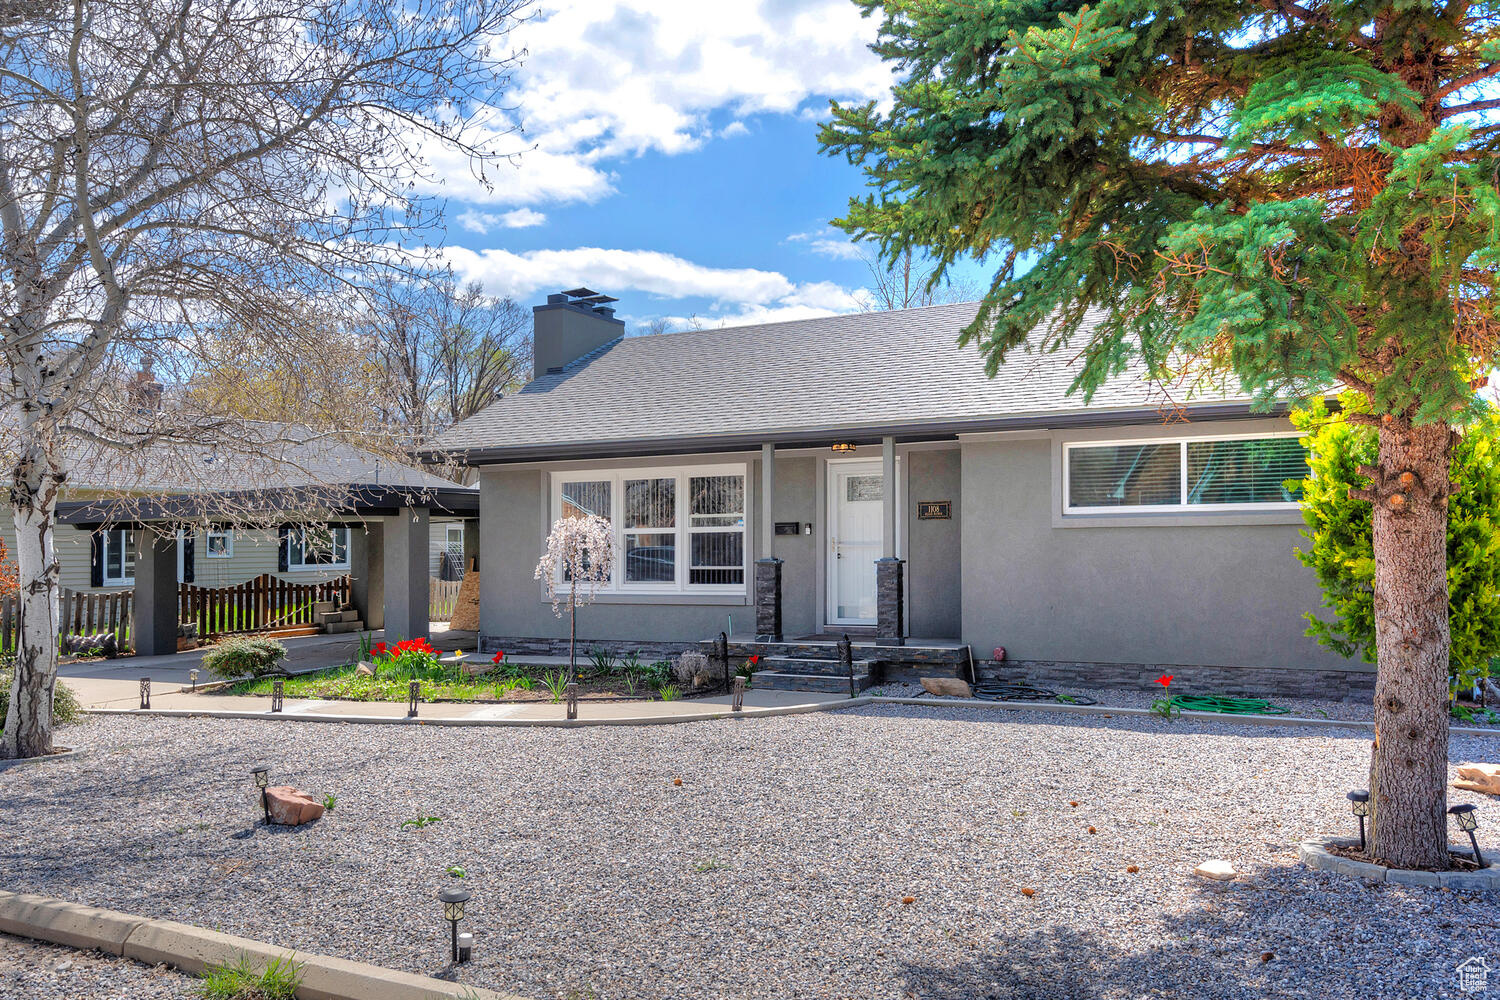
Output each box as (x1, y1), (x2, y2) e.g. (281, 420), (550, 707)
(760, 443), (775, 560)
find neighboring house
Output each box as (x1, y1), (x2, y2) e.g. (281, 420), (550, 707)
(423, 288), (1362, 699)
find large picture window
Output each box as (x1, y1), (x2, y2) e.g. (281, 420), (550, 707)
(550, 465), (748, 594)
(1064, 434), (1307, 514)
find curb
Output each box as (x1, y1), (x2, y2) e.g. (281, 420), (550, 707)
(867, 695), (1500, 738)
(1297, 836), (1500, 890)
(84, 696), (872, 728)
(0, 747), (89, 771)
(0, 890), (525, 1000)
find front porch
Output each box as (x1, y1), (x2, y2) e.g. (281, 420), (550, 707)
(698, 634), (972, 694)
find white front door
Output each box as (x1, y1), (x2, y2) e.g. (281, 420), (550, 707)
(827, 460), (888, 625)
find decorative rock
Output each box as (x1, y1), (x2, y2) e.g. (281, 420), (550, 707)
(920, 676), (973, 699)
(1192, 859), (1237, 881)
(354, 661), (377, 677)
(1453, 763), (1500, 797)
(264, 786), (325, 826)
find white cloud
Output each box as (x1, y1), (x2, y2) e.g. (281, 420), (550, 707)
(419, 1), (892, 208)
(786, 227), (866, 261)
(442, 244), (864, 324)
(456, 207), (549, 233)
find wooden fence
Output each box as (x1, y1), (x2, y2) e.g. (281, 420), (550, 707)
(0, 573), (353, 653)
(180, 573), (351, 641)
(430, 577), (462, 620)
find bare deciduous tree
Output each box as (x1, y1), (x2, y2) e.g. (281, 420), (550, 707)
(0, 0), (530, 758)
(368, 273), (530, 445)
(860, 248), (980, 311)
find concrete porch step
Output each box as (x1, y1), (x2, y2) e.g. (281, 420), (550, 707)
(758, 656), (876, 678)
(324, 620), (365, 634)
(752, 670), (873, 694)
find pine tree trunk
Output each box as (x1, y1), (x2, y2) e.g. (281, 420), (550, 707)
(1, 446), (64, 760)
(1368, 419), (1452, 869)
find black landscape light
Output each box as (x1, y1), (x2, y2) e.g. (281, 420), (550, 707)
(139, 677), (150, 710)
(408, 680), (420, 718)
(439, 887), (471, 963)
(1347, 790), (1370, 851)
(566, 681), (578, 720)
(1449, 804), (1486, 867)
(271, 678), (284, 713)
(732, 675), (745, 713)
(251, 765), (271, 825)
(189, 668), (199, 691)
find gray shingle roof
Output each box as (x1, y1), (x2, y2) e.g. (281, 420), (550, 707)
(429, 302), (1255, 462)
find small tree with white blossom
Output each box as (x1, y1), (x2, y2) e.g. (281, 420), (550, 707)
(535, 515), (614, 684)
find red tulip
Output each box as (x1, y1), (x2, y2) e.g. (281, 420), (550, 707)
(1155, 674), (1173, 688)
(492, 651), (505, 663)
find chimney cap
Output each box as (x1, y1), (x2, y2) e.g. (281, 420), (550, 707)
(560, 287), (618, 306)
(560, 286), (597, 297)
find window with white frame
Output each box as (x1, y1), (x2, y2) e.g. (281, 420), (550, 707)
(206, 525), (233, 558)
(287, 525), (350, 570)
(102, 528), (135, 585)
(1064, 434), (1308, 513)
(550, 466), (747, 593)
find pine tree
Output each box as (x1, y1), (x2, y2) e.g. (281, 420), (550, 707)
(822, 0), (1500, 868)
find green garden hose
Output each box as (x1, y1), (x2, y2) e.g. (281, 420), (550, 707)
(1170, 694), (1291, 716)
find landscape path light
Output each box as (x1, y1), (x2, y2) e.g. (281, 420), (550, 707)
(189, 668), (199, 691)
(408, 680), (420, 718)
(139, 677), (150, 710)
(439, 887), (471, 963)
(271, 678), (284, 713)
(251, 765), (271, 825)
(1449, 803), (1486, 867)
(1347, 790), (1370, 851)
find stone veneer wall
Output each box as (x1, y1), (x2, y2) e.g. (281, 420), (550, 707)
(480, 634), (700, 661)
(980, 659), (1377, 703)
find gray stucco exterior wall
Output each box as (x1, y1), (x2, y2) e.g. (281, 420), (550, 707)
(905, 448), (961, 639)
(958, 430), (1349, 672)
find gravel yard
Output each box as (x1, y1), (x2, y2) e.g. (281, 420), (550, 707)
(3, 708), (1498, 1000)
(0, 932), (198, 999)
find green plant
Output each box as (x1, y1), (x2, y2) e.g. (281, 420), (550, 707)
(401, 815), (442, 830)
(621, 670), (639, 697)
(201, 637), (288, 681)
(1294, 396), (1500, 694)
(0, 668), (82, 724)
(1149, 675), (1178, 721)
(658, 683), (681, 702)
(693, 857), (725, 873)
(542, 670), (568, 702)
(196, 953), (302, 1000)
(587, 646), (619, 676)
(322, 793), (337, 812)
(446, 864), (466, 878)
(641, 659), (671, 689)
(1452, 702), (1500, 725)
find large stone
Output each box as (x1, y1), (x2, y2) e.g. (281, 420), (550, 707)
(354, 661), (377, 677)
(1453, 763), (1500, 796)
(921, 676), (973, 699)
(1192, 859), (1237, 881)
(264, 787), (325, 827)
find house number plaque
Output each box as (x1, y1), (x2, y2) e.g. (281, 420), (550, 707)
(917, 500), (952, 520)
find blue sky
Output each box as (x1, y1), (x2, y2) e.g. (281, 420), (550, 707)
(425, 0), (989, 331)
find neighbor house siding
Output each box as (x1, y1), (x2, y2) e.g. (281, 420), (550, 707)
(958, 417), (1347, 672)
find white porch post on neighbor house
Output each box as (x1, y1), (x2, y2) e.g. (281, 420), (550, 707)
(876, 435), (905, 646)
(382, 505), (430, 643)
(754, 443), (783, 642)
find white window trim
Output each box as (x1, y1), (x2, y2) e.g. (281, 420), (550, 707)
(287, 525), (351, 572)
(101, 527), (134, 586)
(1062, 431), (1305, 515)
(548, 463), (749, 596)
(205, 526), (234, 559)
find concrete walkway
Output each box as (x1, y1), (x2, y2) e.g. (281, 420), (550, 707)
(87, 683), (844, 722)
(60, 627), (478, 710)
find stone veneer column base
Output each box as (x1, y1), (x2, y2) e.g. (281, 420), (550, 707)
(876, 557), (904, 647)
(754, 558), (783, 642)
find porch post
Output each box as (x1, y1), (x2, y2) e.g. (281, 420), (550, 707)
(382, 505), (429, 643)
(876, 435), (905, 646)
(350, 521), (385, 630)
(754, 442), (783, 642)
(132, 527), (179, 656)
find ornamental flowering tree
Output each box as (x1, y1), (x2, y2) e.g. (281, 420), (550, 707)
(535, 515), (614, 684)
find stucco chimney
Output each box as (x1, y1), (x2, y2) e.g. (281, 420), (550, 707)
(532, 287), (624, 379)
